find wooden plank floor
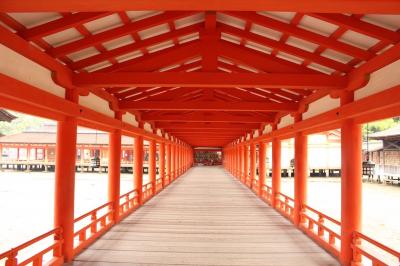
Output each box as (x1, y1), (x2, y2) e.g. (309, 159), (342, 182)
(71, 166), (339, 266)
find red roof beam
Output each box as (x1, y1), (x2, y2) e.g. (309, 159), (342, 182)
(219, 24), (353, 73)
(141, 112), (272, 123)
(310, 13), (400, 44)
(73, 72), (348, 90)
(1, 0), (400, 13)
(119, 100), (299, 112)
(156, 122), (259, 130)
(102, 41), (202, 72)
(69, 23), (203, 70)
(48, 11), (197, 58)
(18, 12), (111, 40)
(224, 11), (375, 61)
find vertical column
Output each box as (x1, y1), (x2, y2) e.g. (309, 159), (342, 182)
(250, 142), (256, 189)
(159, 142), (165, 187)
(174, 142), (179, 178)
(54, 92), (78, 262)
(293, 116), (308, 226)
(171, 142), (176, 180)
(166, 143), (171, 185)
(134, 136), (144, 204)
(271, 137), (281, 208)
(258, 142), (266, 196)
(108, 113), (122, 223)
(243, 145), (249, 185)
(149, 140), (156, 195)
(340, 92), (362, 266)
(236, 146), (240, 178)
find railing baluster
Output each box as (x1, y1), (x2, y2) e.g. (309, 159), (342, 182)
(90, 213), (97, 234)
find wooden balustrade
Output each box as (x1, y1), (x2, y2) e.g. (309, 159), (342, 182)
(0, 228), (63, 266)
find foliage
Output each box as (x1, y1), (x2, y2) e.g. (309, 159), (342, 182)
(0, 111), (49, 136)
(363, 117), (400, 139)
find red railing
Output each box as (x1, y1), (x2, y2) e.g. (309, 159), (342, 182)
(260, 184), (272, 204)
(352, 231), (400, 266)
(155, 178), (163, 193)
(300, 204), (341, 258)
(142, 182), (153, 202)
(119, 189), (139, 219)
(275, 193), (294, 221)
(73, 202), (114, 255)
(0, 228), (63, 266)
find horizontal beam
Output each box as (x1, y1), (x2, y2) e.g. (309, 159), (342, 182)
(73, 72), (348, 89)
(119, 100), (299, 112)
(155, 122), (259, 130)
(142, 112), (273, 123)
(1, 1), (399, 13)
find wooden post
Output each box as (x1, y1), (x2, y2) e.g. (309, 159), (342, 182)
(166, 143), (171, 185)
(250, 142), (256, 189)
(134, 136), (144, 205)
(108, 112), (121, 223)
(149, 139), (156, 195)
(243, 144), (249, 185)
(272, 137), (281, 208)
(159, 142), (165, 187)
(54, 91), (78, 262)
(340, 92), (362, 266)
(171, 142), (175, 181)
(258, 142), (266, 196)
(294, 115), (308, 226)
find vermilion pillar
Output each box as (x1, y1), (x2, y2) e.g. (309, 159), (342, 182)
(54, 91), (78, 262)
(272, 137), (281, 208)
(238, 146), (242, 180)
(294, 128), (308, 226)
(236, 145), (240, 178)
(340, 93), (362, 266)
(258, 142), (266, 196)
(149, 139), (156, 195)
(159, 142), (165, 187)
(250, 142), (256, 189)
(134, 136), (144, 204)
(243, 145), (249, 185)
(108, 113), (122, 223)
(166, 143), (171, 185)
(171, 142), (175, 180)
(240, 145), (245, 182)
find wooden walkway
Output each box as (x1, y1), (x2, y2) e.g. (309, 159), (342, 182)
(71, 166), (339, 266)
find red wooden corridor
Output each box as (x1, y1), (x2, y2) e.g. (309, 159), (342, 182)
(0, 1), (400, 265)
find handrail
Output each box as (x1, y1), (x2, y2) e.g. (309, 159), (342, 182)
(352, 231), (400, 266)
(276, 192), (294, 220)
(300, 204), (341, 258)
(73, 202), (114, 256)
(119, 189), (139, 219)
(0, 227), (63, 266)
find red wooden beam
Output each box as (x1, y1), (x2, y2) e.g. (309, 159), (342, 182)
(73, 72), (348, 89)
(218, 40), (316, 73)
(219, 24), (353, 73)
(69, 24), (203, 70)
(141, 112), (274, 123)
(1, 0), (399, 13)
(101, 41), (202, 72)
(155, 122), (259, 130)
(310, 13), (400, 44)
(225, 12), (374, 60)
(119, 100), (299, 112)
(19, 12), (110, 40)
(48, 11), (196, 58)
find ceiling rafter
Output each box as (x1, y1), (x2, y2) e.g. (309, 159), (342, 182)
(47, 11), (197, 58)
(119, 100), (299, 112)
(101, 40), (202, 72)
(224, 11), (375, 61)
(72, 72), (348, 89)
(219, 24), (353, 73)
(69, 23), (203, 70)
(1, 1), (399, 13)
